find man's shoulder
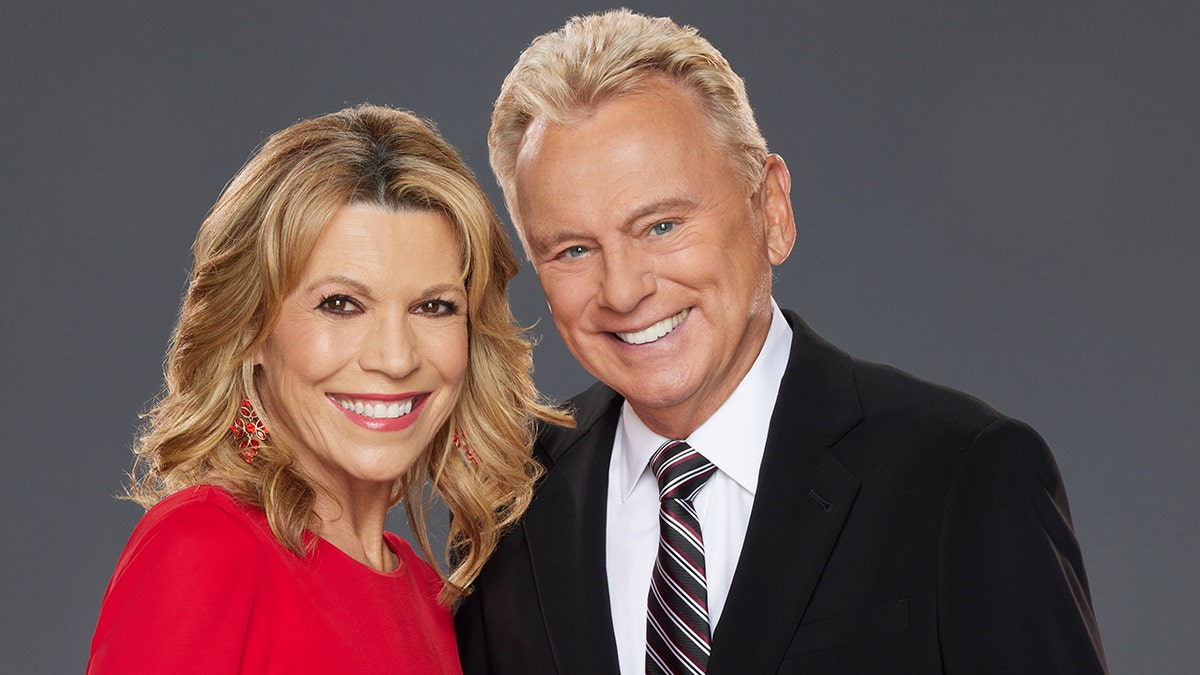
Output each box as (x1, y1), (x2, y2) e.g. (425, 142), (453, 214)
(848, 356), (1004, 430)
(830, 354), (1058, 488)
(781, 308), (1007, 437)
(534, 381), (622, 463)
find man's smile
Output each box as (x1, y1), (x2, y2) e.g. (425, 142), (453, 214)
(614, 308), (689, 345)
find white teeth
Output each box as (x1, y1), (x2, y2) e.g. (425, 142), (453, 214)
(616, 308), (689, 345)
(338, 397), (415, 419)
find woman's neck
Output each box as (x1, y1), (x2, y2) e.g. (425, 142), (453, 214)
(311, 487), (396, 572)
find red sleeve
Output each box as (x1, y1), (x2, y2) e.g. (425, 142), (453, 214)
(88, 498), (266, 674)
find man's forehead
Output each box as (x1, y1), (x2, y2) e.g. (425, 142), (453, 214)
(511, 83), (739, 248)
(517, 79), (706, 152)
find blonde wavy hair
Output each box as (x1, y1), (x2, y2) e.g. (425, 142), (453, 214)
(489, 8), (769, 252)
(130, 103), (571, 605)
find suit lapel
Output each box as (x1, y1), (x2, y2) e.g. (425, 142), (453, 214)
(519, 314), (864, 673)
(709, 312), (864, 673)
(521, 385), (623, 673)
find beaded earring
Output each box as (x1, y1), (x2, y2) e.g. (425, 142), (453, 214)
(229, 398), (269, 463)
(453, 428), (479, 466)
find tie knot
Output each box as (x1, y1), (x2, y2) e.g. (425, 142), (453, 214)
(650, 440), (716, 501)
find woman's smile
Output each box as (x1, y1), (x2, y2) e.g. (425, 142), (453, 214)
(330, 392), (428, 431)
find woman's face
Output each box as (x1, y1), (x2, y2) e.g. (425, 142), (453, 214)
(254, 203), (468, 502)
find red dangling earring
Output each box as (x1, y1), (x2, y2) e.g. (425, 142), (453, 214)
(453, 428), (479, 466)
(229, 398), (269, 463)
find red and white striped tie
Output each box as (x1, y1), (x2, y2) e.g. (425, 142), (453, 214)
(646, 440), (717, 675)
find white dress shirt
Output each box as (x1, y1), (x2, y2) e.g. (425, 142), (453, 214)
(605, 301), (792, 674)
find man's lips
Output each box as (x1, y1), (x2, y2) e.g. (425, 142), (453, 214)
(614, 308), (689, 345)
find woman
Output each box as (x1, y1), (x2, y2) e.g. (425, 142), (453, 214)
(88, 104), (570, 673)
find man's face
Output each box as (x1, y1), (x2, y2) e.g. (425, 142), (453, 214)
(513, 79), (794, 437)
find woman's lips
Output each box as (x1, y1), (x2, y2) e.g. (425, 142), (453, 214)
(328, 393), (427, 432)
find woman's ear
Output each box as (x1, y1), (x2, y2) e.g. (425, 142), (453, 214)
(251, 339), (265, 368)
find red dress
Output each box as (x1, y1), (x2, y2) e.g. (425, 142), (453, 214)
(88, 485), (461, 674)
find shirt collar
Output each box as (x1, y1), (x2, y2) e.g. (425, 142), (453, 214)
(617, 300), (793, 500)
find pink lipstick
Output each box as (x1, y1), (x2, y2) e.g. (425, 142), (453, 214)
(327, 393), (428, 432)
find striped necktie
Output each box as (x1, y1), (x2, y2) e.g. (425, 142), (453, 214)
(646, 440), (718, 675)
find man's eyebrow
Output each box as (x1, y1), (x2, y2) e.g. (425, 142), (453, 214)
(530, 230), (590, 258)
(625, 197), (698, 223)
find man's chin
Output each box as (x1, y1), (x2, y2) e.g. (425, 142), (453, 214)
(610, 379), (694, 414)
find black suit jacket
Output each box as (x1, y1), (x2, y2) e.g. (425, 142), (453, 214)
(456, 311), (1107, 673)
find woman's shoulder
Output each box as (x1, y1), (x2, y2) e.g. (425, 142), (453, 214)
(142, 484), (262, 530)
(119, 485), (272, 574)
(92, 487), (275, 672)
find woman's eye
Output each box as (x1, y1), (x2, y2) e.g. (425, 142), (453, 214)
(650, 221), (676, 235)
(317, 295), (360, 314)
(415, 299), (460, 316)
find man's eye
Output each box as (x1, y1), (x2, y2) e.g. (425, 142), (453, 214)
(650, 221), (676, 235)
(562, 245), (589, 259)
(317, 295), (360, 314)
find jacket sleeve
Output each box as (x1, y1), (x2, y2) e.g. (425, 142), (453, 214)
(88, 501), (265, 674)
(937, 417), (1108, 673)
(454, 588), (492, 674)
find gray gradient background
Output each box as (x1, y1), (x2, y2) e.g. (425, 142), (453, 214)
(2, 1), (1196, 672)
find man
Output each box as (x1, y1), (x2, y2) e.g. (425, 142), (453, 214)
(456, 9), (1107, 674)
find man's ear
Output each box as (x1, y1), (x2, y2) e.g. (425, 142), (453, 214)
(759, 154), (796, 266)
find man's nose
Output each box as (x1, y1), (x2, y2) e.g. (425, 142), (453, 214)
(597, 247), (656, 313)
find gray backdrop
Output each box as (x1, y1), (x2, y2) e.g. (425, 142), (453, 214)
(3, 1), (1196, 672)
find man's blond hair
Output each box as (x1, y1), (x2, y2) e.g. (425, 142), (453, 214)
(489, 9), (768, 250)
